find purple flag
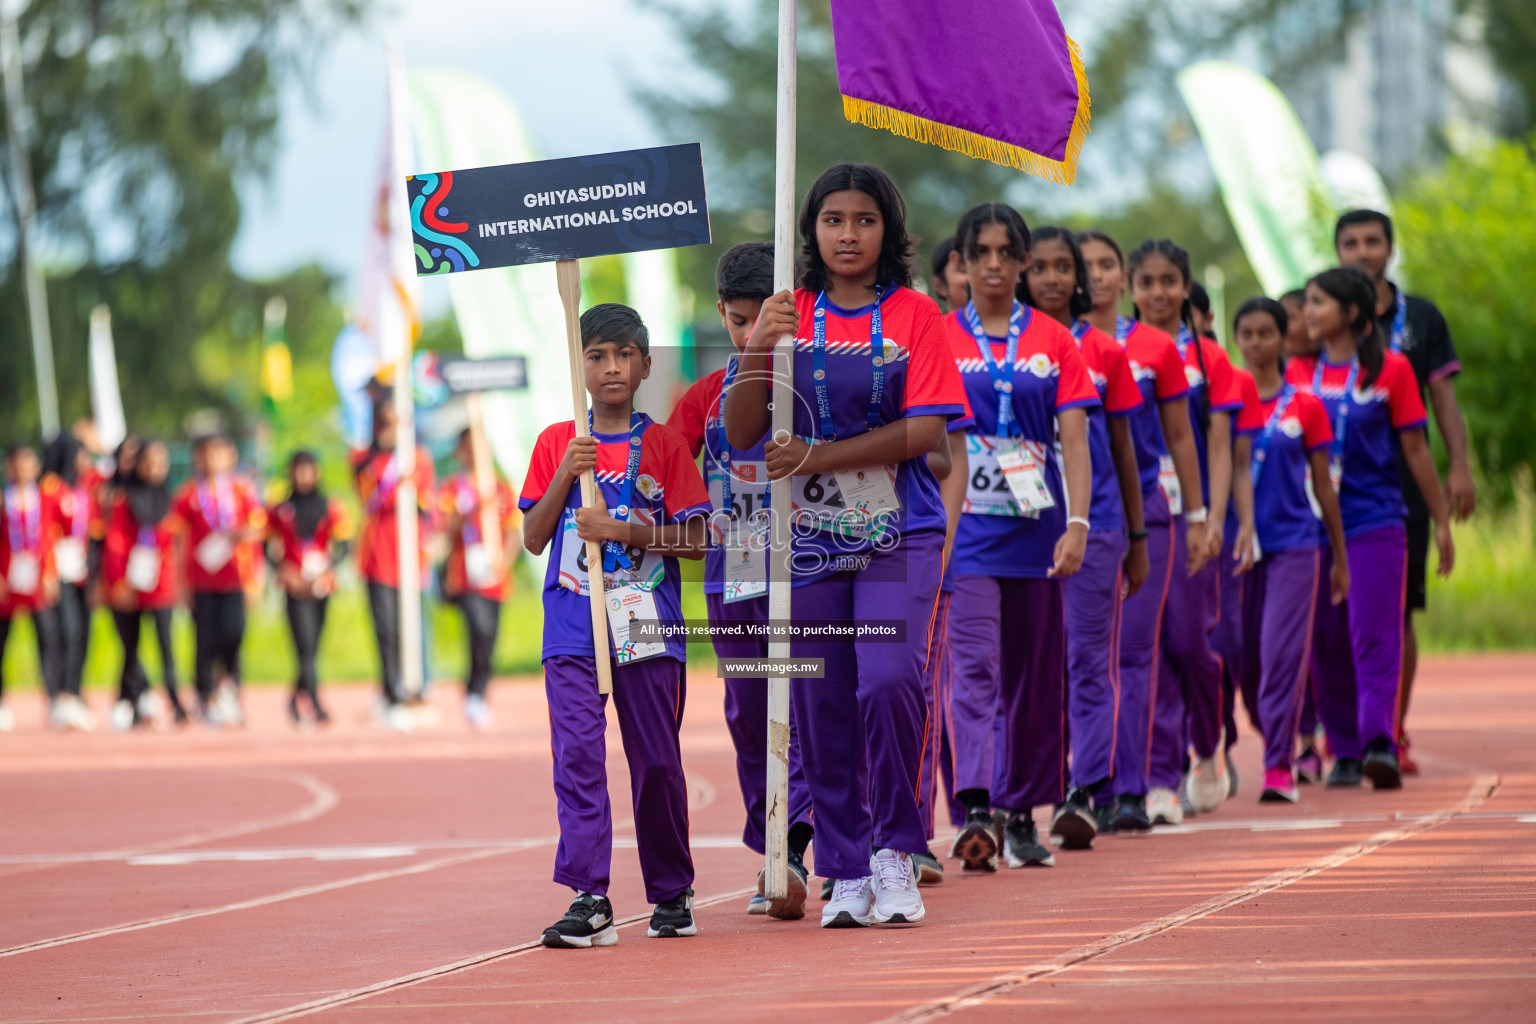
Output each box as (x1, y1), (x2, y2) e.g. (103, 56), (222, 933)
(829, 0), (1090, 185)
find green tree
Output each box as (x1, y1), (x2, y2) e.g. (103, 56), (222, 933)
(0, 0), (367, 441)
(1397, 134), (1536, 489)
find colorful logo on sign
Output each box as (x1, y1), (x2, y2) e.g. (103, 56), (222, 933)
(410, 172), (481, 275)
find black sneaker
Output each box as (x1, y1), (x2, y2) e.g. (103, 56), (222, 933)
(647, 886), (697, 938)
(1094, 801), (1118, 835)
(541, 892), (617, 948)
(950, 808), (999, 871)
(1326, 757), (1364, 788)
(1111, 794), (1153, 832)
(912, 851), (945, 885)
(819, 877), (835, 901)
(1003, 813), (1055, 867)
(756, 850), (809, 920)
(1362, 742), (1403, 791)
(1050, 788), (1098, 850)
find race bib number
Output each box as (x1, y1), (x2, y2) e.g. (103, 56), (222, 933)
(54, 538), (87, 584)
(964, 436), (1049, 518)
(194, 532), (234, 574)
(722, 518), (768, 603)
(789, 443), (899, 540)
(464, 542), (496, 589)
(557, 509), (664, 598)
(127, 545), (162, 593)
(1158, 454), (1183, 516)
(606, 580), (667, 665)
(7, 553), (39, 596)
(707, 460), (769, 522)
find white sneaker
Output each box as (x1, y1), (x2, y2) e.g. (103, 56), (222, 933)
(0, 705), (14, 732)
(1147, 786), (1184, 825)
(67, 697), (97, 732)
(50, 699), (70, 730)
(869, 848), (925, 924)
(109, 699), (136, 732)
(385, 703), (416, 732)
(137, 690), (164, 728)
(214, 683), (244, 727)
(1188, 755), (1228, 813)
(464, 693), (492, 731)
(820, 876), (874, 928)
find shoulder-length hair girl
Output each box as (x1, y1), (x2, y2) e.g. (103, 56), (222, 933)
(1019, 224), (1094, 318)
(796, 163), (915, 294)
(1306, 266), (1387, 388)
(1128, 237), (1210, 432)
(952, 203), (1032, 300)
(1232, 296), (1290, 369)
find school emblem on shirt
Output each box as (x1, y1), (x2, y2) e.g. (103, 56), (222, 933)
(1184, 365), (1205, 388)
(1024, 353), (1056, 379)
(1280, 418), (1304, 439)
(636, 474), (661, 500)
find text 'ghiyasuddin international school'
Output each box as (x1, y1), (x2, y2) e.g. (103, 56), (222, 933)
(477, 180), (701, 238)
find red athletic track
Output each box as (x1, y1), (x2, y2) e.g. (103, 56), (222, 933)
(0, 655), (1532, 1023)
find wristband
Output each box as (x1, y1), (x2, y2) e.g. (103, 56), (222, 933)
(1185, 507), (1209, 525)
(1128, 529), (1150, 542)
(1067, 516), (1090, 530)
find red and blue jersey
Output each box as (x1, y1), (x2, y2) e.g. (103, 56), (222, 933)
(1115, 318), (1189, 499)
(1176, 329), (1245, 507)
(1228, 368), (1265, 534)
(1287, 352), (1427, 537)
(950, 306), (1100, 578)
(518, 414), (711, 661)
(1071, 320), (1143, 533)
(668, 364), (770, 595)
(767, 286), (967, 584)
(1247, 384), (1331, 553)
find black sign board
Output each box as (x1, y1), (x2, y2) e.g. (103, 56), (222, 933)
(407, 143), (710, 275)
(437, 356), (529, 394)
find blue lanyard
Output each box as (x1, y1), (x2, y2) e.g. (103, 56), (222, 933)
(963, 300), (1026, 439)
(1070, 318), (1089, 344)
(1114, 315), (1133, 345)
(1312, 357), (1359, 466)
(589, 410), (646, 572)
(4, 485), (38, 552)
(1176, 324), (1194, 359)
(713, 357), (752, 518)
(1250, 384), (1296, 488)
(811, 287), (886, 442)
(1389, 288), (1407, 354)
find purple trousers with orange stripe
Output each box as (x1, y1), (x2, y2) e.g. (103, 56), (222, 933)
(544, 654), (693, 904)
(950, 575), (1067, 813)
(1242, 547), (1321, 771)
(790, 530), (943, 879)
(1114, 488), (1173, 798)
(918, 589), (955, 838)
(1064, 531), (1127, 789)
(1149, 516), (1226, 790)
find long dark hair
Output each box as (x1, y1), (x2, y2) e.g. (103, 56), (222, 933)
(952, 203), (1032, 308)
(1076, 229), (1125, 268)
(1306, 266), (1386, 388)
(796, 163), (914, 294)
(1129, 238), (1210, 432)
(1019, 225), (1093, 319)
(126, 437), (171, 528)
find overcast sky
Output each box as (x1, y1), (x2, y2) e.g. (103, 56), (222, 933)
(231, 1), (732, 292)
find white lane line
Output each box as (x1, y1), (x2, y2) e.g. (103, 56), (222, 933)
(0, 770), (340, 874)
(0, 840), (555, 959)
(881, 773), (1502, 1023)
(226, 886), (758, 1024)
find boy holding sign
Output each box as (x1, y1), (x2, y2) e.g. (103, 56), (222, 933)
(520, 303), (713, 948)
(668, 241), (814, 919)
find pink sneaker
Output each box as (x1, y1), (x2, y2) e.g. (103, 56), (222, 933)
(1259, 767), (1298, 803)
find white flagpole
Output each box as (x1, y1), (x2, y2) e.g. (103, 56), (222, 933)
(385, 39), (424, 703)
(763, 0), (796, 905)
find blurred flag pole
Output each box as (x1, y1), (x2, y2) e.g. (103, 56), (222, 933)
(384, 39), (425, 701)
(762, 0), (796, 907)
(1, 0), (60, 438)
(88, 305), (126, 452)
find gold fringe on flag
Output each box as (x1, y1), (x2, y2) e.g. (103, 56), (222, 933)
(841, 35), (1091, 185)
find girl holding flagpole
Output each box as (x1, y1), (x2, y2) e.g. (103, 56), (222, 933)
(1021, 226), (1147, 848)
(1077, 230), (1206, 832)
(1230, 297), (1348, 801)
(941, 204), (1097, 872)
(725, 163), (967, 928)
(1290, 268), (1452, 790)
(1128, 239), (1247, 825)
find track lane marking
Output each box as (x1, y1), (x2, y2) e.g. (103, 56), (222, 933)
(226, 886), (758, 1024)
(880, 773), (1502, 1023)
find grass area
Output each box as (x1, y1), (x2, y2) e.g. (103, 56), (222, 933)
(1, 561), (714, 693)
(1419, 471), (1536, 652)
